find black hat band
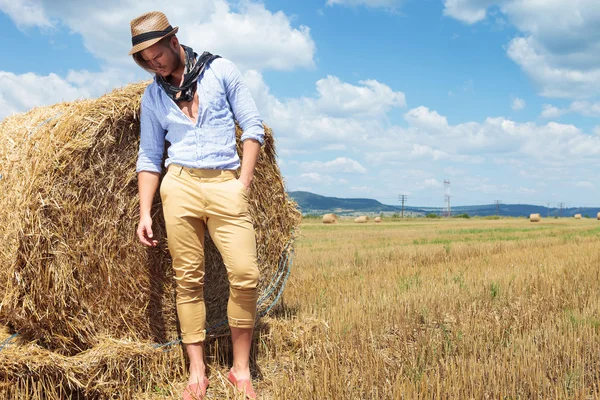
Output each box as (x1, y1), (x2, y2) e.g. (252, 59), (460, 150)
(132, 26), (174, 46)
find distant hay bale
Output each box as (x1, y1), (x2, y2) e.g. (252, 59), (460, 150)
(374, 217), (382, 223)
(0, 82), (301, 354)
(322, 213), (338, 224)
(597, 212), (600, 220)
(574, 214), (582, 219)
(354, 216), (369, 223)
(529, 213), (541, 222)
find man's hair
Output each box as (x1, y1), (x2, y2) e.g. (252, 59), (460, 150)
(158, 35), (177, 51)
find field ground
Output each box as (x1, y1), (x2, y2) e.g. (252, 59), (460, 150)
(149, 217), (600, 399)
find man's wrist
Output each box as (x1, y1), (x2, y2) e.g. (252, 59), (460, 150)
(239, 173), (253, 182)
(140, 211), (152, 220)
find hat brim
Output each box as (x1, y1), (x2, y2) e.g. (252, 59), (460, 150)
(128, 26), (179, 56)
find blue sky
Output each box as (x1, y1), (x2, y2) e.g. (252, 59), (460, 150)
(1, 0), (599, 207)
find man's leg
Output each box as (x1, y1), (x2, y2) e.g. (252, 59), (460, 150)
(204, 176), (259, 382)
(230, 325), (254, 378)
(160, 166), (209, 388)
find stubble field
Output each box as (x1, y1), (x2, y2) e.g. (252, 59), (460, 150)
(242, 217), (600, 399)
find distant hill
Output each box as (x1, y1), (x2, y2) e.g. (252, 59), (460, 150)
(288, 191), (600, 218)
(289, 191), (400, 213)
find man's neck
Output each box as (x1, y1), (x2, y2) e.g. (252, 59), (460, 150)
(167, 46), (186, 85)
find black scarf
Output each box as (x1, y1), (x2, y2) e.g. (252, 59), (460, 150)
(157, 45), (220, 103)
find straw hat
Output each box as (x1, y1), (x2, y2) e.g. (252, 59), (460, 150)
(128, 11), (179, 55)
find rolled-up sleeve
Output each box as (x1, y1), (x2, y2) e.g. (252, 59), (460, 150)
(222, 59), (265, 145)
(136, 90), (166, 173)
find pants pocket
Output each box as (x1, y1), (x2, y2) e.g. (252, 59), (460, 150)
(159, 170), (172, 200)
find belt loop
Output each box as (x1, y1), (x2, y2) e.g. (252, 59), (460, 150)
(177, 165), (183, 176)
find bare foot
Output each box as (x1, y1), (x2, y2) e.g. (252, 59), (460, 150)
(187, 365), (208, 387)
(230, 365), (251, 381)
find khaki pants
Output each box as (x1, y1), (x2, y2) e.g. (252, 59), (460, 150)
(160, 163), (259, 343)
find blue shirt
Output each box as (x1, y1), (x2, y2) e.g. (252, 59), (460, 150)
(136, 57), (264, 174)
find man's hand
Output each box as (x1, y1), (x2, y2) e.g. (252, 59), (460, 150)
(137, 171), (160, 247)
(238, 139), (260, 194)
(238, 175), (253, 193)
(137, 215), (158, 247)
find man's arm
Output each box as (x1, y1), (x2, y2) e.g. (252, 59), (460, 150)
(136, 92), (166, 246)
(138, 171), (161, 219)
(222, 59), (264, 189)
(239, 139), (260, 188)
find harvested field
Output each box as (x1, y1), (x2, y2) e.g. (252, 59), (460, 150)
(2, 217), (600, 398)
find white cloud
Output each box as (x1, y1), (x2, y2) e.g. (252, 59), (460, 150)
(540, 100), (600, 119)
(246, 70), (402, 147)
(569, 101), (600, 117)
(494, 157), (524, 167)
(300, 172), (335, 184)
(540, 104), (566, 120)
(0, 0), (52, 28)
(350, 186), (370, 191)
(298, 157), (367, 174)
(404, 107), (449, 132)
(444, 166), (466, 176)
(511, 97), (525, 111)
(0, 1), (316, 117)
(298, 172), (351, 186)
(409, 144), (451, 161)
(443, 0), (498, 24)
(507, 37), (600, 98)
(400, 108), (600, 163)
(444, 0), (600, 98)
(423, 178), (442, 188)
(323, 157), (368, 173)
(326, 0), (402, 9)
(322, 144), (348, 151)
(575, 181), (595, 189)
(0, 69), (128, 120)
(185, 2), (316, 72)
(0, 1), (316, 73)
(518, 187), (537, 194)
(315, 76), (405, 117)
(4, 2), (600, 206)
(479, 184), (511, 195)
(265, 77), (600, 204)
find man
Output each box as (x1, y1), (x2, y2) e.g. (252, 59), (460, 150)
(129, 11), (262, 400)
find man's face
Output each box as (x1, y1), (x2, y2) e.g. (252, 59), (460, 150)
(139, 38), (179, 78)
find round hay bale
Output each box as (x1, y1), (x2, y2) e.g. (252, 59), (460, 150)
(354, 216), (369, 223)
(529, 213), (541, 222)
(374, 217), (382, 223)
(574, 214), (582, 219)
(597, 212), (600, 220)
(0, 82), (301, 354)
(322, 213), (338, 224)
